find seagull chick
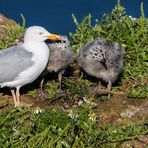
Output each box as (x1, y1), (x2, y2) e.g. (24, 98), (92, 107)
(76, 38), (124, 99)
(40, 36), (73, 96)
(0, 26), (60, 107)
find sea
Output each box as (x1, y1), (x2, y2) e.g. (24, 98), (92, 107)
(0, 0), (147, 36)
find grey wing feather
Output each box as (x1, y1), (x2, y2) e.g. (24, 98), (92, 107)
(61, 48), (73, 64)
(0, 45), (33, 83)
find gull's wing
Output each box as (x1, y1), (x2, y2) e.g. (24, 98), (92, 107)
(0, 44), (34, 83)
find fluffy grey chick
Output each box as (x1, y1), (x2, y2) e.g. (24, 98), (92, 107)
(76, 38), (124, 99)
(40, 36), (73, 96)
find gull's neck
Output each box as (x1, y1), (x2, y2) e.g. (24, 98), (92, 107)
(24, 37), (44, 44)
(24, 34), (45, 45)
(24, 37), (45, 45)
(23, 39), (48, 53)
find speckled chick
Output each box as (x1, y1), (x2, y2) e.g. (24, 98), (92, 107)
(40, 36), (73, 95)
(76, 38), (124, 98)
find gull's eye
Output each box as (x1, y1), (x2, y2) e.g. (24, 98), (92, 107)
(39, 32), (43, 35)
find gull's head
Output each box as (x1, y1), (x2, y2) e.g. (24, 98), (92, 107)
(24, 26), (61, 43)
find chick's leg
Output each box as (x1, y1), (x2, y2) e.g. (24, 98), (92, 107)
(107, 80), (112, 99)
(58, 73), (63, 92)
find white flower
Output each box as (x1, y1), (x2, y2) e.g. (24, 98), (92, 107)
(83, 97), (96, 106)
(77, 99), (84, 106)
(128, 15), (136, 20)
(68, 110), (78, 120)
(89, 113), (97, 121)
(83, 97), (87, 102)
(34, 106), (43, 114)
(95, 19), (98, 22)
(77, 97), (96, 106)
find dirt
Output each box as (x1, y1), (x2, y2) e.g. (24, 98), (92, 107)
(0, 87), (147, 122)
(120, 135), (148, 147)
(96, 96), (148, 124)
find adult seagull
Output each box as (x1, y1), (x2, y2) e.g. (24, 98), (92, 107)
(0, 26), (61, 107)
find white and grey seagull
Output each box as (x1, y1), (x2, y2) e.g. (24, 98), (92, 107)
(76, 38), (124, 99)
(0, 26), (61, 107)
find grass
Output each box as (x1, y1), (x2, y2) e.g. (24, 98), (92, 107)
(0, 106), (147, 147)
(0, 0), (148, 147)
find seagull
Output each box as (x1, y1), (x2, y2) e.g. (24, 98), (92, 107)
(76, 38), (124, 99)
(0, 26), (61, 107)
(39, 36), (73, 96)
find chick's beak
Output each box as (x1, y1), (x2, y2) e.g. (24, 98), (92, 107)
(48, 34), (61, 40)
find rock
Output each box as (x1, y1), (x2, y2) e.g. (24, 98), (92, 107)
(0, 14), (17, 37)
(101, 111), (119, 123)
(0, 14), (16, 26)
(137, 135), (148, 145)
(120, 105), (140, 118)
(121, 139), (147, 148)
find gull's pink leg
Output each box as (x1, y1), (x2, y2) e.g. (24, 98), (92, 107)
(39, 78), (46, 98)
(10, 88), (18, 107)
(16, 87), (21, 106)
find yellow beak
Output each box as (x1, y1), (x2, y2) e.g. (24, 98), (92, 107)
(48, 34), (61, 40)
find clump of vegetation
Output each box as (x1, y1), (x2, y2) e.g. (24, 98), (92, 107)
(0, 14), (25, 49)
(0, 105), (147, 147)
(70, 0), (148, 98)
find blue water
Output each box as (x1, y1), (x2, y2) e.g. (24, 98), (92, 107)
(0, 0), (147, 36)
